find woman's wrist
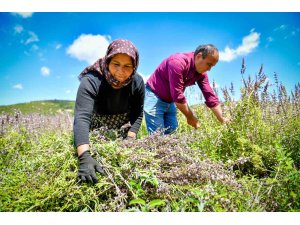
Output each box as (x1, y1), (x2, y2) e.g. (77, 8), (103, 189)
(127, 131), (136, 138)
(77, 144), (90, 156)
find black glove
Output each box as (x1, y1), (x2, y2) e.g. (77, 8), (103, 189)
(77, 150), (105, 184)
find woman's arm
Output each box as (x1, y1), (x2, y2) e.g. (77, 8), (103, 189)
(128, 75), (145, 137)
(73, 74), (99, 155)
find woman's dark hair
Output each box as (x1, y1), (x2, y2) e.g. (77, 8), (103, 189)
(194, 44), (218, 59)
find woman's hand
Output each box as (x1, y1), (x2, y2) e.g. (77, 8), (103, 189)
(77, 150), (105, 184)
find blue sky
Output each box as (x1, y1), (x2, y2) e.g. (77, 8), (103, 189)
(0, 12), (299, 105)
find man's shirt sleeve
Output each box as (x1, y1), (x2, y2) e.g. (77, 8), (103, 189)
(197, 74), (219, 108)
(167, 58), (187, 104)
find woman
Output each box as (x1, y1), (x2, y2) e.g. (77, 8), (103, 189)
(73, 39), (145, 184)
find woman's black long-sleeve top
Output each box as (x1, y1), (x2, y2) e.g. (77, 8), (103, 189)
(73, 72), (145, 147)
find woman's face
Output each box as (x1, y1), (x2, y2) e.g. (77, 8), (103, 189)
(108, 53), (134, 83)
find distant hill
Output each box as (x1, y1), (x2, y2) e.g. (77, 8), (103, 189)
(0, 100), (75, 115)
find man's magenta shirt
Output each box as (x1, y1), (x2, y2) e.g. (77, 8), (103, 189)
(146, 52), (219, 108)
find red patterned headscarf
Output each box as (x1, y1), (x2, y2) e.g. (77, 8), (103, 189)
(79, 39), (139, 89)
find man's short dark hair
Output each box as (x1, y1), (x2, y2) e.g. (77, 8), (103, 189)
(194, 44), (218, 59)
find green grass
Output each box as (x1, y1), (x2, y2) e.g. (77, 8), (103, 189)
(0, 68), (299, 212)
(0, 98), (299, 212)
(0, 100), (75, 115)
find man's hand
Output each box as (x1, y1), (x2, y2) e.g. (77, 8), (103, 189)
(210, 105), (231, 125)
(175, 102), (199, 129)
(221, 117), (231, 124)
(77, 150), (105, 184)
(187, 115), (200, 129)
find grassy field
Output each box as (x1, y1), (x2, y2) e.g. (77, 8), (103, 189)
(0, 67), (299, 212)
(0, 100), (75, 115)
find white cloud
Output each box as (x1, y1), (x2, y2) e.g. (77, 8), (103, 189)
(56, 44), (62, 49)
(11, 12), (34, 18)
(265, 36), (274, 48)
(274, 24), (287, 31)
(14, 26), (40, 55)
(25, 31), (39, 45)
(267, 37), (273, 42)
(29, 44), (39, 52)
(273, 24), (299, 40)
(219, 46), (236, 62)
(219, 30), (260, 62)
(41, 66), (50, 76)
(14, 25), (24, 34)
(65, 90), (71, 94)
(13, 83), (23, 90)
(66, 34), (111, 64)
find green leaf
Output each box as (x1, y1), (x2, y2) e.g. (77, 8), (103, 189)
(148, 199), (165, 208)
(129, 198), (146, 206)
(290, 191), (297, 199)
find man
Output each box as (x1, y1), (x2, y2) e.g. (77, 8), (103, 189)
(144, 44), (229, 134)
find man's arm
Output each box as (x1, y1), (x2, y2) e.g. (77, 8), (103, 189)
(210, 104), (229, 124)
(175, 102), (199, 129)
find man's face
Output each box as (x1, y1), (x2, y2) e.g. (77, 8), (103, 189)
(195, 50), (219, 74)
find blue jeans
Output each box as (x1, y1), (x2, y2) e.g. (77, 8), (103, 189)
(144, 85), (178, 134)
